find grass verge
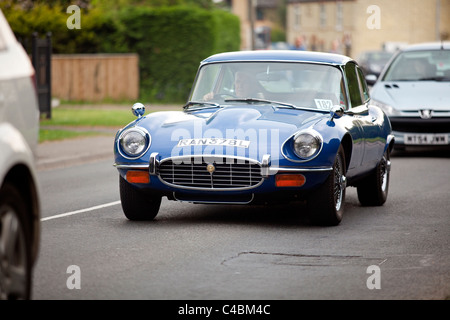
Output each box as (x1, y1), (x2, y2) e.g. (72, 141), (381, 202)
(39, 129), (103, 143)
(40, 107), (136, 127)
(38, 104), (180, 143)
(39, 105), (137, 143)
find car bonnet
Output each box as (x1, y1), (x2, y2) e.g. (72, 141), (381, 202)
(372, 81), (450, 111)
(132, 105), (327, 161)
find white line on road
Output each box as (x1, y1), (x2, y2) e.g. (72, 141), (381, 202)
(41, 200), (121, 222)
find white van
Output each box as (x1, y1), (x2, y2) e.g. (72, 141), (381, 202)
(0, 9), (41, 300)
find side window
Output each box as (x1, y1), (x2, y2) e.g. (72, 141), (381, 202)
(344, 62), (363, 108)
(357, 67), (370, 102)
(339, 79), (349, 109)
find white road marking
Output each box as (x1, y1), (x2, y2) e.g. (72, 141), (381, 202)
(41, 200), (121, 222)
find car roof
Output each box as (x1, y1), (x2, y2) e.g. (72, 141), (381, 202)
(401, 41), (450, 52)
(201, 50), (354, 66)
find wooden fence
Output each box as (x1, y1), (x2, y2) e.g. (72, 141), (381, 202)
(51, 53), (139, 102)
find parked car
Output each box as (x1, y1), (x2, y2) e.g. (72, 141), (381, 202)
(114, 50), (394, 226)
(370, 42), (450, 149)
(0, 9), (41, 299)
(270, 42), (291, 50)
(358, 50), (393, 78)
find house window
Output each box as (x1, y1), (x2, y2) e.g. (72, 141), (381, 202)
(320, 3), (327, 28)
(294, 5), (301, 30)
(256, 7), (264, 21)
(336, 1), (343, 31)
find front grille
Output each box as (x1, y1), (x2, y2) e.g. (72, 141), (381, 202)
(159, 156), (263, 190)
(390, 117), (450, 133)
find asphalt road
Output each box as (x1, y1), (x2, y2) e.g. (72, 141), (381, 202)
(33, 148), (450, 300)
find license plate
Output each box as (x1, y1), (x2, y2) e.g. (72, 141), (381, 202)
(177, 138), (251, 148)
(404, 134), (448, 145)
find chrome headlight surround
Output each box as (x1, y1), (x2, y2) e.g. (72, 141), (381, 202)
(117, 127), (151, 160)
(290, 129), (323, 162)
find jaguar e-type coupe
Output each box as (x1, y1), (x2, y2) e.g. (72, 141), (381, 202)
(114, 50), (394, 225)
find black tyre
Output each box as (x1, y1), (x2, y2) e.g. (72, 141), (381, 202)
(307, 145), (347, 226)
(119, 175), (161, 221)
(357, 149), (391, 206)
(0, 183), (32, 300)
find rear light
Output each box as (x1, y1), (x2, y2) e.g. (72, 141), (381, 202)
(31, 73), (37, 92)
(126, 171), (150, 184)
(275, 174), (306, 187)
(30, 72), (39, 105)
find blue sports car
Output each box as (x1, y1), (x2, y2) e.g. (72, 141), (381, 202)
(114, 50), (394, 225)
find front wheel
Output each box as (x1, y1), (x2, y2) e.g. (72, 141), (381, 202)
(307, 145), (346, 226)
(0, 183), (32, 300)
(119, 175), (161, 221)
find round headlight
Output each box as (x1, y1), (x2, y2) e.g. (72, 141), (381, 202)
(293, 131), (322, 160)
(119, 128), (150, 159)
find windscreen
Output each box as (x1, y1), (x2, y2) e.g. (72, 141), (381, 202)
(382, 49), (450, 81)
(190, 62), (346, 110)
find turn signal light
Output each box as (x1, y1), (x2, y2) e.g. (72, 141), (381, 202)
(275, 174), (306, 187)
(126, 171), (150, 184)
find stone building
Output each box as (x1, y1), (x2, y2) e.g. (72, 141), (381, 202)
(285, 0), (450, 59)
(231, 0), (284, 50)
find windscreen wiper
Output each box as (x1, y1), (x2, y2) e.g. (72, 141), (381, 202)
(418, 76), (450, 82)
(224, 98), (299, 109)
(183, 101), (221, 110)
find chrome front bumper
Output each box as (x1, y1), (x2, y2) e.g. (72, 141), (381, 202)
(114, 153), (333, 178)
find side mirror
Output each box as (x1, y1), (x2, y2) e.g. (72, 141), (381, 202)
(132, 102), (146, 118)
(365, 74), (378, 86)
(330, 105), (344, 122)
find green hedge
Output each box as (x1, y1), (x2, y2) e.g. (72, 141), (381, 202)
(2, 4), (113, 54)
(113, 6), (240, 102)
(2, 4), (240, 103)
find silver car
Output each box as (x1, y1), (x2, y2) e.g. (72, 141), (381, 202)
(369, 42), (450, 149)
(0, 10), (41, 299)
(358, 50), (393, 77)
